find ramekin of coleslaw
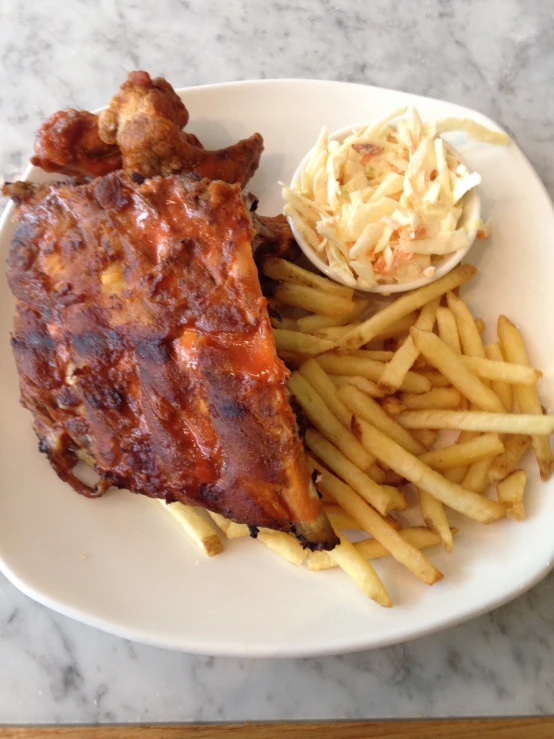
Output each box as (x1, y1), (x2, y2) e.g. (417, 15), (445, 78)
(282, 107), (509, 293)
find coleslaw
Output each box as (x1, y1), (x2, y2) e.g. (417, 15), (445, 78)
(282, 107), (509, 288)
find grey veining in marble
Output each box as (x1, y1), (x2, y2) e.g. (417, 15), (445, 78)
(1, 0), (553, 724)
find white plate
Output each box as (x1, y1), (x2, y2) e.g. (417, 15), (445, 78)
(1, 79), (553, 658)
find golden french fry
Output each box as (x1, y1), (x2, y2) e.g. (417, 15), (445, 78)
(276, 350), (306, 369)
(496, 469), (526, 520)
(353, 418), (506, 523)
(418, 489), (453, 552)
(484, 343), (513, 412)
(396, 410), (554, 435)
(378, 299), (439, 393)
(498, 315), (554, 480)
(329, 374), (386, 398)
(208, 512), (250, 539)
(305, 429), (393, 515)
(287, 372), (373, 471)
(446, 291), (487, 358)
(379, 396), (406, 416)
(270, 315), (298, 331)
(328, 531), (392, 607)
(488, 434), (531, 483)
(373, 311), (420, 341)
(410, 328), (505, 412)
(339, 384), (426, 455)
(334, 265), (477, 352)
(400, 388), (462, 410)
(324, 505), (363, 530)
(475, 318), (485, 335)
(296, 299), (369, 333)
(418, 433), (504, 470)
(257, 531), (308, 566)
(307, 527), (450, 571)
(461, 457), (495, 494)
(352, 349), (396, 362)
(436, 306), (462, 354)
(411, 429), (437, 448)
(273, 329), (336, 356)
(313, 324), (361, 340)
(316, 354), (431, 393)
(419, 369), (452, 388)
(460, 355), (542, 386)
(309, 457), (443, 585)
(261, 257), (355, 299)
(273, 283), (354, 317)
(299, 359), (352, 428)
(160, 501), (224, 557)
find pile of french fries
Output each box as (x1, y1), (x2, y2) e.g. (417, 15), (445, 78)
(159, 257), (554, 609)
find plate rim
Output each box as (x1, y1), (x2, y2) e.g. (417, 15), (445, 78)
(1, 77), (554, 658)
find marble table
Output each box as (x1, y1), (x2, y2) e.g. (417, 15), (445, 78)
(1, 0), (553, 724)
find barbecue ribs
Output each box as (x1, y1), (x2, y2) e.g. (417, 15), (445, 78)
(5, 172), (338, 550)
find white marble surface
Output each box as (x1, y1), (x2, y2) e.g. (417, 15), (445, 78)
(1, 0), (553, 724)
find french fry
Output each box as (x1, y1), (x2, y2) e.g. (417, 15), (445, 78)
(287, 372), (374, 471)
(328, 531), (392, 607)
(496, 470), (526, 520)
(419, 369), (452, 388)
(460, 355), (542, 386)
(396, 410), (554, 435)
(299, 359), (352, 427)
(411, 429), (437, 448)
(307, 527), (450, 571)
(400, 388), (462, 410)
(488, 434), (531, 483)
(418, 489), (453, 552)
(419, 433), (504, 470)
(317, 354), (431, 393)
(339, 384), (426, 455)
(208, 512), (250, 539)
(261, 257), (354, 299)
(475, 318), (485, 335)
(373, 311), (419, 341)
(436, 306), (462, 353)
(273, 329), (336, 356)
(498, 315), (554, 480)
(309, 458), (443, 584)
(353, 418), (506, 523)
(484, 343), (513, 412)
(273, 283), (354, 317)
(305, 429), (393, 515)
(296, 300), (369, 333)
(446, 291), (487, 358)
(276, 350), (306, 369)
(160, 501), (224, 557)
(352, 349), (396, 362)
(461, 457), (495, 494)
(257, 531), (308, 566)
(324, 505), (363, 530)
(334, 264), (477, 352)
(410, 328), (506, 412)
(312, 324), (361, 340)
(270, 315), (298, 331)
(378, 299), (439, 393)
(329, 374), (386, 398)
(379, 396), (406, 416)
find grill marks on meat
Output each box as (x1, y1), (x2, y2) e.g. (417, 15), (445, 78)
(5, 173), (337, 550)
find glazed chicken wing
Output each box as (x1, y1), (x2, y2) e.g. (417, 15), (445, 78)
(97, 71), (263, 184)
(4, 173), (337, 551)
(31, 109), (122, 178)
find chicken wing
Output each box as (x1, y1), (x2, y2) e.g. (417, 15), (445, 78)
(5, 173), (337, 551)
(31, 109), (122, 178)
(97, 71), (263, 184)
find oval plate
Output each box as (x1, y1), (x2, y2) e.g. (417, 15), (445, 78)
(1, 79), (553, 658)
